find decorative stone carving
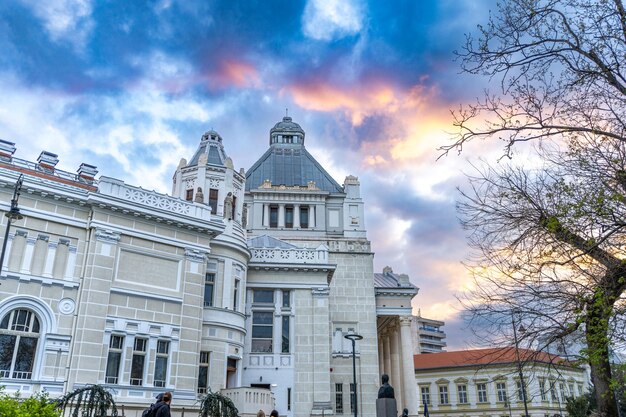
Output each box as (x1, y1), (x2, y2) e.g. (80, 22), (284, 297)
(224, 192), (233, 220)
(95, 229), (120, 244)
(195, 187), (204, 203)
(185, 249), (207, 263)
(242, 204), (248, 228)
(58, 298), (76, 315)
(312, 287), (330, 297)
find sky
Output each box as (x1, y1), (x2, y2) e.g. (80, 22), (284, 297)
(0, 0), (503, 349)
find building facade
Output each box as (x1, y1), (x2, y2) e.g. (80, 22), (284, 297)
(0, 118), (431, 417)
(414, 348), (589, 417)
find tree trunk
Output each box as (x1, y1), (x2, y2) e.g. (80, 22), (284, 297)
(586, 294), (618, 417)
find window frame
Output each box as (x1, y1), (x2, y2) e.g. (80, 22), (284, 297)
(154, 340), (170, 388)
(476, 383), (488, 403)
(0, 308), (40, 380)
(130, 337), (147, 386)
(105, 334), (124, 384)
(457, 384), (468, 404)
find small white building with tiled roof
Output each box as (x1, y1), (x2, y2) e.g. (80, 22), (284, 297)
(413, 348), (589, 417)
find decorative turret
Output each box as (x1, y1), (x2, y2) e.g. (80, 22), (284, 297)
(186, 130), (228, 167)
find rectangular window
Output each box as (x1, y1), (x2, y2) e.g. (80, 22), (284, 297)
(282, 290), (290, 308)
(517, 381), (525, 402)
(350, 383), (355, 414)
(477, 383), (488, 403)
(496, 382), (507, 402)
(233, 279), (240, 310)
(578, 383), (584, 396)
(439, 385), (449, 405)
(300, 207), (309, 228)
(568, 383), (574, 397)
(154, 340), (169, 388)
(285, 206), (294, 228)
(186, 189), (193, 201)
(420, 387), (430, 405)
(335, 383), (343, 414)
(130, 337), (147, 386)
(198, 351), (210, 394)
(105, 335), (124, 384)
(209, 189), (218, 214)
(204, 273), (215, 307)
(550, 381), (557, 402)
(457, 384), (468, 404)
(253, 290), (274, 303)
(269, 206), (278, 228)
(540, 378), (547, 401)
(251, 312), (273, 353)
(282, 316), (290, 353)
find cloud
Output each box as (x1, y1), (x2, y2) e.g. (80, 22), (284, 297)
(18, 0), (93, 50)
(302, 0), (365, 41)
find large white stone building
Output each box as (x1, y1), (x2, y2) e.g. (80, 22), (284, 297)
(0, 117), (427, 417)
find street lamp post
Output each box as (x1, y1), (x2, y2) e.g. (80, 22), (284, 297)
(0, 174), (24, 275)
(344, 332), (363, 417)
(512, 313), (530, 417)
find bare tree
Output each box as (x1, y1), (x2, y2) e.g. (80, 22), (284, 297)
(445, 1), (626, 415)
(459, 139), (626, 416)
(442, 0), (626, 158)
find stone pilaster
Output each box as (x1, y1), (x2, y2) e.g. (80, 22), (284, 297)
(311, 287), (332, 414)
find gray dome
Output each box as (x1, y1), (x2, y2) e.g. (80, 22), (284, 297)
(269, 116), (305, 146)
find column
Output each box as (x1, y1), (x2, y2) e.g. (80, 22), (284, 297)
(42, 242), (57, 277)
(278, 204), (285, 228)
(64, 245), (78, 279)
(390, 326), (403, 408)
(383, 335), (392, 379)
(378, 337), (385, 377)
(309, 205), (316, 228)
(20, 236), (36, 274)
(1, 234), (14, 271)
(293, 204), (300, 228)
(400, 316), (420, 416)
(263, 204), (269, 227)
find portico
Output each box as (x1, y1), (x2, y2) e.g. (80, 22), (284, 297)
(375, 267), (420, 417)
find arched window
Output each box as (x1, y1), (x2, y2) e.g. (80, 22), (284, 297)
(0, 309), (40, 379)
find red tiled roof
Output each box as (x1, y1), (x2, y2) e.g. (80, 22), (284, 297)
(414, 347), (569, 370)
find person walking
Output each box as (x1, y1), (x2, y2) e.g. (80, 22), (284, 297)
(154, 391), (172, 417)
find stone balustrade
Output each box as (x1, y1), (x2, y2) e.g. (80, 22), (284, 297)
(221, 387), (275, 417)
(249, 244), (329, 264)
(98, 177), (213, 221)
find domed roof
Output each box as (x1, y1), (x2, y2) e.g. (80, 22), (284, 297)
(270, 116), (305, 136)
(187, 129), (227, 167)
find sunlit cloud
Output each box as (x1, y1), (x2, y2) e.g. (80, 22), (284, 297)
(302, 0), (366, 41)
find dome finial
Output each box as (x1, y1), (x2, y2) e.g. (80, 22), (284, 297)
(286, 108), (288, 117)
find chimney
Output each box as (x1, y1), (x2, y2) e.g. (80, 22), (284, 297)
(37, 151), (59, 173)
(0, 139), (16, 162)
(77, 163), (98, 184)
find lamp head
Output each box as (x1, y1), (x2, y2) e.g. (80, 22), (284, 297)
(5, 203), (22, 221)
(344, 333), (363, 341)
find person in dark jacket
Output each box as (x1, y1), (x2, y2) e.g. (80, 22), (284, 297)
(154, 391), (172, 417)
(270, 410), (279, 417)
